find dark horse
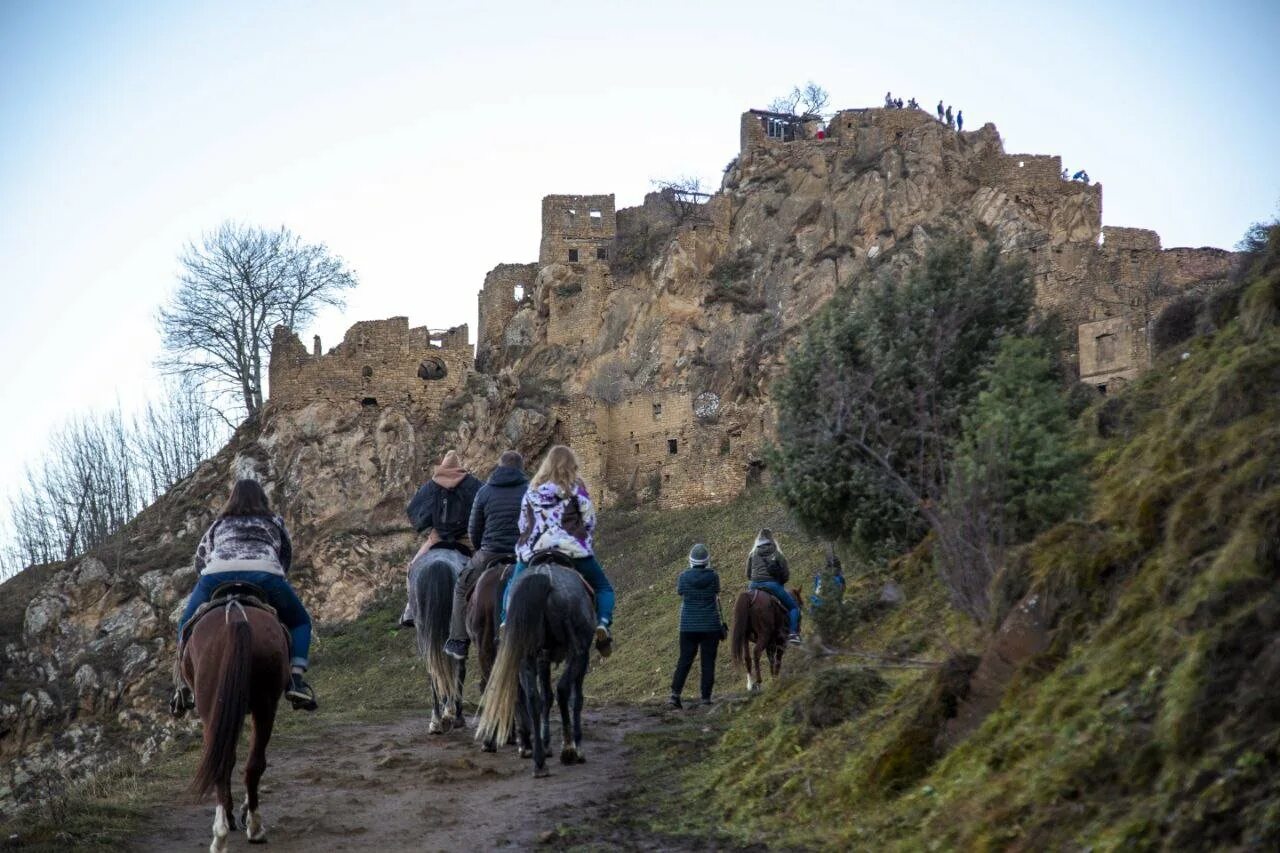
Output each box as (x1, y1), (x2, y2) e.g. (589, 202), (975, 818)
(466, 554), (512, 752)
(731, 587), (802, 692)
(408, 543), (469, 732)
(181, 594), (289, 851)
(475, 554), (594, 777)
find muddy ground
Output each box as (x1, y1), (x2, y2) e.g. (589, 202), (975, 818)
(135, 705), (673, 852)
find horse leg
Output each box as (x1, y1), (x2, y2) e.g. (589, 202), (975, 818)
(439, 664), (456, 732)
(211, 777), (235, 853)
(240, 700), (275, 844)
(524, 665), (549, 777)
(455, 657), (467, 728)
(772, 644), (784, 678)
(752, 640), (766, 693)
(571, 651), (586, 763)
(428, 683), (444, 734)
(515, 682), (534, 759)
(539, 658), (553, 754)
(556, 665), (575, 764)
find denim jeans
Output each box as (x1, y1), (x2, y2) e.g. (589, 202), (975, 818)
(749, 580), (800, 634)
(178, 571), (312, 669)
(501, 555), (614, 626)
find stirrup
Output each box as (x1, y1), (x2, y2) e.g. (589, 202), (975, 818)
(444, 638), (469, 661)
(787, 633), (802, 646)
(169, 685), (194, 719)
(286, 678), (318, 712)
(594, 624), (613, 658)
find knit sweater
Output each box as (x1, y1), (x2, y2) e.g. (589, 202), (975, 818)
(676, 565), (721, 633)
(194, 514), (292, 576)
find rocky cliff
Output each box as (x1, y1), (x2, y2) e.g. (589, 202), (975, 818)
(0, 104), (1235, 815)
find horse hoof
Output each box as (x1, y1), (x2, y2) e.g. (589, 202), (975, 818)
(519, 747), (533, 759)
(482, 741), (497, 753)
(533, 765), (550, 778)
(428, 720), (444, 735)
(559, 746), (577, 765)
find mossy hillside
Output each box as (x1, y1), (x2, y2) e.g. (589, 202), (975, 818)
(657, 317), (1280, 850)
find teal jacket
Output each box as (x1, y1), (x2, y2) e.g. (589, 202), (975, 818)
(676, 565), (721, 633)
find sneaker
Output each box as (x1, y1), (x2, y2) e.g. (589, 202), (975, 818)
(594, 624), (613, 658)
(286, 674), (318, 712)
(787, 633), (802, 646)
(666, 694), (682, 709)
(168, 685), (194, 719)
(444, 638), (469, 661)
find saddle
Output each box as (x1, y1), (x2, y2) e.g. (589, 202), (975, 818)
(528, 549), (595, 597)
(748, 588), (789, 618)
(466, 555), (517, 605)
(179, 581), (281, 646)
(429, 539), (474, 558)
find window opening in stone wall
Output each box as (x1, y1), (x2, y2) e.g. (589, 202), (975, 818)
(564, 209), (576, 227)
(1096, 384), (1108, 395)
(589, 210), (602, 226)
(667, 439), (678, 454)
(361, 365), (373, 378)
(568, 249), (579, 262)
(361, 397), (378, 407)
(513, 284), (525, 301)
(1096, 333), (1117, 364)
(719, 435), (731, 455)
(635, 443), (640, 454)
(652, 402), (662, 419)
(596, 247), (608, 261)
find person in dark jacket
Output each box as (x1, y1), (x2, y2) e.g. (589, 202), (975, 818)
(443, 450), (529, 660)
(747, 528), (801, 644)
(173, 479), (316, 714)
(668, 543), (722, 708)
(401, 450), (483, 627)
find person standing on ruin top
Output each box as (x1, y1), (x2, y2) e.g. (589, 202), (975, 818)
(937, 100), (944, 121)
(957, 110), (964, 132)
(945, 105), (954, 128)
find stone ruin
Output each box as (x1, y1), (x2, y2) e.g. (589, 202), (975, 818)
(266, 105), (1237, 508)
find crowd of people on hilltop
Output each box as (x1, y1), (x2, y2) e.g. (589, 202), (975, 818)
(168, 444), (853, 717)
(884, 91), (963, 131)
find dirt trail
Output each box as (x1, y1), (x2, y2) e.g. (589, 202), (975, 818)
(135, 705), (664, 851)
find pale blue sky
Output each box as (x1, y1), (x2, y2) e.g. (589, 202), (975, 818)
(1, 0), (1277, 495)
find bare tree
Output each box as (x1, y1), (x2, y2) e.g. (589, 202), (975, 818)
(651, 176), (711, 226)
(131, 378), (228, 498)
(157, 222), (357, 420)
(768, 81), (830, 117)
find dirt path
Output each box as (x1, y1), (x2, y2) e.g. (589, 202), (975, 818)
(134, 704), (664, 851)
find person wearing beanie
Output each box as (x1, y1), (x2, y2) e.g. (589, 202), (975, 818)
(668, 543), (723, 708)
(747, 528), (801, 644)
(400, 449), (483, 627)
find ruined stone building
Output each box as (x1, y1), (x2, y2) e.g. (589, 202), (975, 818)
(268, 105), (1236, 509)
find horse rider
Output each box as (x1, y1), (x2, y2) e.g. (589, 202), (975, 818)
(172, 478), (316, 714)
(400, 450), (482, 627)
(501, 445), (615, 656)
(747, 528), (802, 645)
(443, 449), (529, 661)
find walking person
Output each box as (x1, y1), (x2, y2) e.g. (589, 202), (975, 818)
(443, 450), (529, 661)
(667, 544), (723, 708)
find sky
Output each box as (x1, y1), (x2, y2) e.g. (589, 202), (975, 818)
(0, 0), (1277, 498)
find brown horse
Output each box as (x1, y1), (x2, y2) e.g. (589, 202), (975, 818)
(466, 557), (510, 752)
(731, 587), (802, 692)
(181, 600), (289, 851)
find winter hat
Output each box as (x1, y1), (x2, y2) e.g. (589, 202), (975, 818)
(688, 543), (710, 566)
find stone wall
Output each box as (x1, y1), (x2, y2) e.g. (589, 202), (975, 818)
(269, 317), (472, 411)
(477, 262), (539, 371)
(540, 194), (617, 266)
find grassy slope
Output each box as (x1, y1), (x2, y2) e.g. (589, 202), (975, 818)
(625, 317), (1280, 851)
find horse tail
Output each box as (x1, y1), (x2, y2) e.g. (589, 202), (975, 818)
(475, 571), (550, 748)
(414, 555), (458, 702)
(731, 592), (751, 668)
(190, 613), (252, 799)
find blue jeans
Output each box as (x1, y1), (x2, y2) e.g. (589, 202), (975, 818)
(501, 555), (614, 626)
(178, 571), (312, 669)
(750, 580), (800, 634)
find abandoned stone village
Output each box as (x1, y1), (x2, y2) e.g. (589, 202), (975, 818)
(268, 104), (1236, 511)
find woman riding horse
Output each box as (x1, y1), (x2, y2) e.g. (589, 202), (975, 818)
(501, 445), (614, 656)
(747, 528), (801, 645)
(173, 479), (317, 714)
